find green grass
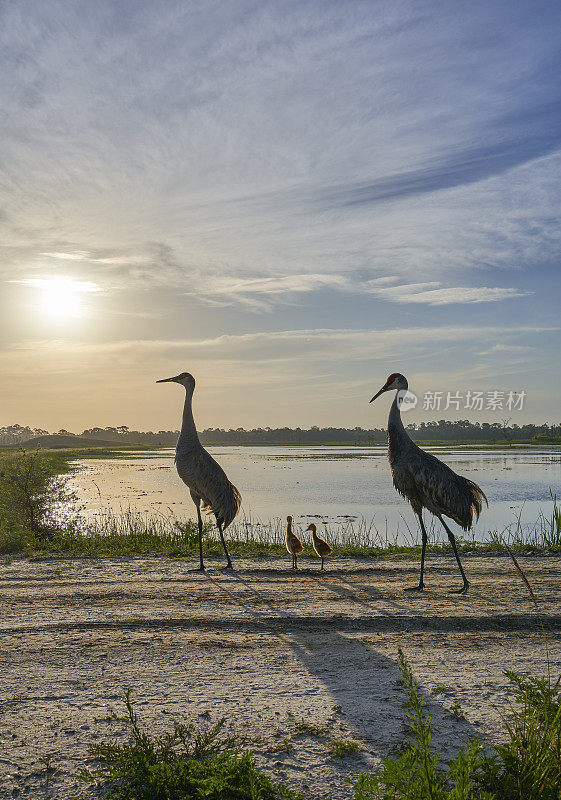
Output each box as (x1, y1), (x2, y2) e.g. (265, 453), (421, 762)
(294, 721), (328, 737)
(327, 739), (362, 758)
(79, 690), (299, 800)
(430, 685), (451, 696)
(353, 647), (561, 800)
(4, 506), (561, 559)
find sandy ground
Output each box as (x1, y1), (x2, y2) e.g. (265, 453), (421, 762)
(1, 553), (561, 799)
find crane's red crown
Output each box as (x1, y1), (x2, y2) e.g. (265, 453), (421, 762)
(386, 372), (400, 384)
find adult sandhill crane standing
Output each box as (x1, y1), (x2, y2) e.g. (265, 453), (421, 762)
(157, 372), (241, 571)
(306, 523), (332, 570)
(370, 373), (487, 593)
(286, 515), (303, 569)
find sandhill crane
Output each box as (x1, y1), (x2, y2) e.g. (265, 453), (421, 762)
(306, 523), (332, 570)
(370, 373), (487, 593)
(286, 515), (303, 569)
(157, 372), (241, 570)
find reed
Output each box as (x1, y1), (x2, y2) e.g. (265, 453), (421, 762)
(2, 494), (561, 557)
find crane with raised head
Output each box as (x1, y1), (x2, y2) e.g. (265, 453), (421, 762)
(157, 372), (241, 570)
(370, 373), (487, 593)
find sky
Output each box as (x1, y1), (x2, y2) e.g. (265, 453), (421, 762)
(1, 0), (560, 432)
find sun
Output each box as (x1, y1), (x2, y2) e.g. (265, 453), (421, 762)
(24, 277), (100, 320)
(40, 280), (82, 318)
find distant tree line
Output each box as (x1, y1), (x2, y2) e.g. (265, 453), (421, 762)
(1, 420), (561, 446)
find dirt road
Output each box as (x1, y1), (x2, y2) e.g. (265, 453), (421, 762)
(1, 553), (560, 798)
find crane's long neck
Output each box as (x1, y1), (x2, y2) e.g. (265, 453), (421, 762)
(176, 388), (199, 456)
(387, 389), (414, 455)
(388, 392), (405, 438)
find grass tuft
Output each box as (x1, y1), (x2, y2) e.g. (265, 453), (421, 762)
(294, 721), (328, 738)
(80, 690), (299, 799)
(354, 648), (493, 799)
(327, 739), (362, 758)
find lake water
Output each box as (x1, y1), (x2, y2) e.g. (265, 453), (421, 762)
(69, 446), (561, 546)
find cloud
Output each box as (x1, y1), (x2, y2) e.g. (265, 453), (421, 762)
(3, 324), (552, 374)
(12, 277), (101, 293)
(478, 344), (533, 356)
(187, 273), (349, 310)
(188, 272), (528, 310)
(41, 251), (90, 261)
(324, 108), (561, 209)
(366, 283), (529, 305)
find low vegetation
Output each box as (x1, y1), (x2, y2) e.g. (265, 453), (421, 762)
(79, 690), (298, 799)
(73, 649), (561, 799)
(0, 448), (78, 548)
(354, 648), (561, 800)
(327, 738), (362, 758)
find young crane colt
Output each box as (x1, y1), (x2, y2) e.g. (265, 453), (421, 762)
(285, 515), (304, 570)
(306, 523), (333, 570)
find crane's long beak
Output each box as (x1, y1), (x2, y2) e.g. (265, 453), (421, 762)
(156, 376), (175, 383)
(370, 382), (390, 403)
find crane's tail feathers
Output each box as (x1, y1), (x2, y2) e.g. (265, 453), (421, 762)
(215, 483), (242, 531)
(466, 478), (488, 522)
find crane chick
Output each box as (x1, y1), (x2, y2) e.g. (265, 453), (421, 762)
(285, 515), (304, 570)
(306, 523), (332, 570)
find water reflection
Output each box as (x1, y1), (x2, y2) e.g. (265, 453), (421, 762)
(69, 446), (561, 546)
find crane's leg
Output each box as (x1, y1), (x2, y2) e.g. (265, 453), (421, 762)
(404, 512), (427, 591)
(438, 516), (470, 593)
(320, 556), (324, 571)
(216, 519), (233, 570)
(295, 554), (298, 570)
(196, 504), (205, 571)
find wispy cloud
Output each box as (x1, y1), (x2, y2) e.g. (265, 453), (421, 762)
(4, 324), (552, 371)
(365, 282), (529, 305)
(13, 277), (101, 293)
(189, 272), (528, 309)
(478, 344), (533, 356)
(187, 273), (349, 310)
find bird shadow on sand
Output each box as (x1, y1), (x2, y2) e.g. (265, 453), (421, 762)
(203, 571), (483, 768)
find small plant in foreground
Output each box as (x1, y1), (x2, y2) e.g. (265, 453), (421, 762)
(266, 737), (294, 754)
(353, 649), (492, 800)
(80, 690), (299, 799)
(448, 702), (465, 719)
(477, 547), (561, 799)
(294, 720), (328, 737)
(431, 685), (451, 696)
(0, 449), (78, 537)
(477, 671), (561, 799)
(327, 738), (361, 758)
